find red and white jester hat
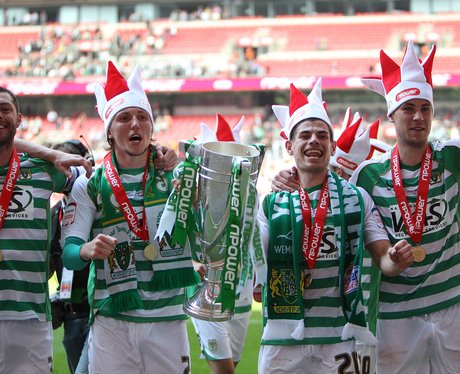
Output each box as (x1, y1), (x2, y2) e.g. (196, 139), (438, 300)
(330, 107), (390, 176)
(272, 77), (332, 140)
(199, 113), (244, 143)
(94, 61), (153, 138)
(361, 40), (436, 117)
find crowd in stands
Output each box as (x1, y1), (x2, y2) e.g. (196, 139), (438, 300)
(3, 19), (267, 80)
(13, 104), (460, 196)
(5, 22), (173, 80)
(169, 5), (229, 22)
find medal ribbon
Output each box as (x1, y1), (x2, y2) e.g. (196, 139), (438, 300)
(0, 149), (20, 230)
(390, 145), (432, 243)
(298, 178), (330, 270)
(103, 151), (149, 241)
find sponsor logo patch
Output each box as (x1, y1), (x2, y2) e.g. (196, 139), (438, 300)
(396, 88), (421, 102)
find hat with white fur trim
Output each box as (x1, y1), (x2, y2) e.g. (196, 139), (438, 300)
(272, 78), (332, 140)
(330, 107), (390, 176)
(361, 40), (436, 117)
(199, 113), (244, 143)
(94, 61), (153, 139)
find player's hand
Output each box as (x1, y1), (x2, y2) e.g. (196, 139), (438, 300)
(154, 145), (178, 171)
(388, 239), (414, 270)
(253, 283), (262, 303)
(54, 151), (93, 178)
(271, 166), (299, 193)
(81, 234), (117, 261)
(192, 260), (206, 281)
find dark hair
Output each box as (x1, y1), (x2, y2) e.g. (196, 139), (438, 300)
(52, 139), (88, 157)
(290, 118), (334, 140)
(0, 86), (20, 113)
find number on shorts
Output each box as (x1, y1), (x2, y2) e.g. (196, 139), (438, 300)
(335, 351), (371, 374)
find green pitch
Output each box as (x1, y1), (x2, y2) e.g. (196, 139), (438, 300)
(52, 303), (263, 373)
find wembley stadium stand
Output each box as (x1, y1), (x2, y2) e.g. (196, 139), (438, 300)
(0, 8), (459, 174)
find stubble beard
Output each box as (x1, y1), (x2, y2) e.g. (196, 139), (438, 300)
(126, 146), (149, 158)
(0, 128), (16, 148)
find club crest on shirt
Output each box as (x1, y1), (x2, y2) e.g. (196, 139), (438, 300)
(19, 168), (32, 180)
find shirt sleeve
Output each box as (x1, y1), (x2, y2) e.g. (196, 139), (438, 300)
(61, 173), (96, 242)
(360, 187), (390, 246)
(257, 196), (270, 257)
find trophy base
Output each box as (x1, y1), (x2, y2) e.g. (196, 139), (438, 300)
(184, 281), (233, 322)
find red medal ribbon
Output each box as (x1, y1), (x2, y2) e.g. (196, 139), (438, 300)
(298, 178), (330, 270)
(0, 149), (20, 230)
(390, 145), (432, 243)
(103, 151), (149, 241)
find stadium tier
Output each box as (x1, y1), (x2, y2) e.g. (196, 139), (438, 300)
(2, 12), (460, 163)
(1, 12), (460, 82)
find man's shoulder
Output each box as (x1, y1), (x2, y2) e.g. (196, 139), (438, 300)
(349, 150), (392, 186)
(18, 154), (64, 183)
(431, 139), (460, 152)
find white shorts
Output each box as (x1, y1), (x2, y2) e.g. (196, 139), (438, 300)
(191, 314), (250, 361)
(259, 340), (375, 374)
(88, 315), (190, 374)
(0, 319), (53, 374)
(377, 302), (460, 374)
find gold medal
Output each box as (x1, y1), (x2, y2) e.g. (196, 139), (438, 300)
(303, 273), (312, 289)
(412, 246), (426, 262)
(144, 244), (158, 260)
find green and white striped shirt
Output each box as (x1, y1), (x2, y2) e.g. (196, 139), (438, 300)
(258, 173), (372, 345)
(62, 165), (191, 323)
(351, 140), (460, 319)
(0, 155), (68, 322)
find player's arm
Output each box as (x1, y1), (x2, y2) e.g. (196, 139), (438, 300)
(367, 239), (414, 276)
(14, 138), (93, 178)
(360, 187), (414, 275)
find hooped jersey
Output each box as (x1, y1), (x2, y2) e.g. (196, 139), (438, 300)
(351, 140), (460, 319)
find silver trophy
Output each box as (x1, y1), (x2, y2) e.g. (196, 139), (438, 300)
(184, 141), (260, 321)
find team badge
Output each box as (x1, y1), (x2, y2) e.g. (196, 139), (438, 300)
(208, 339), (218, 352)
(269, 269), (297, 304)
(108, 242), (136, 280)
(19, 169), (32, 180)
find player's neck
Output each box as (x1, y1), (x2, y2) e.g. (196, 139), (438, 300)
(397, 143), (428, 166)
(299, 169), (328, 189)
(0, 144), (14, 167)
(115, 151), (148, 169)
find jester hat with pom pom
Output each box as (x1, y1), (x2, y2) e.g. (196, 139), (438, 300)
(361, 40), (436, 117)
(272, 78), (332, 140)
(199, 113), (245, 143)
(94, 61), (153, 138)
(330, 108), (390, 176)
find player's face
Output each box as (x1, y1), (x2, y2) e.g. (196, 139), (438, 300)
(390, 99), (432, 149)
(108, 107), (153, 159)
(0, 92), (21, 148)
(286, 119), (336, 175)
